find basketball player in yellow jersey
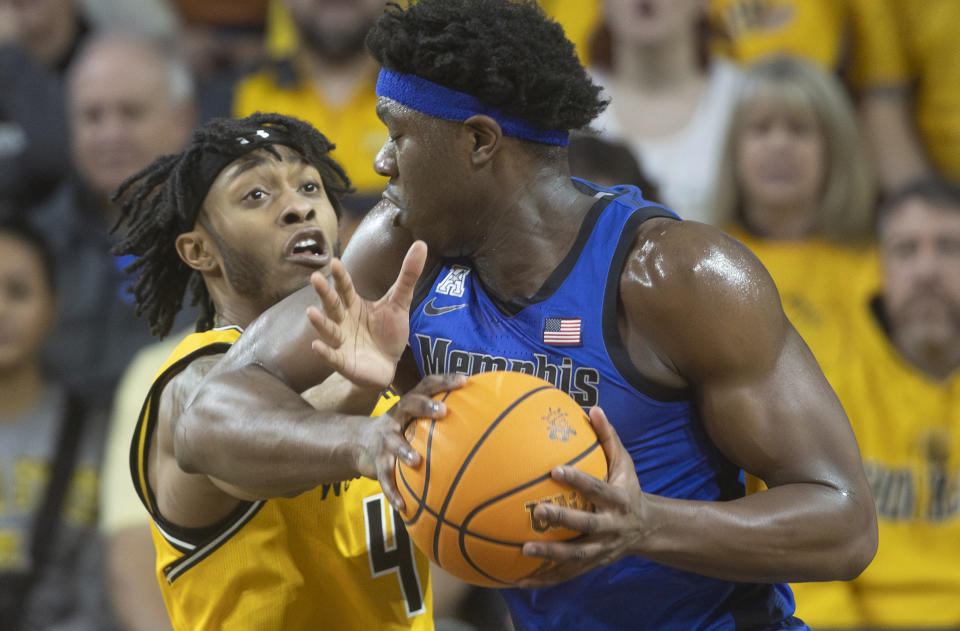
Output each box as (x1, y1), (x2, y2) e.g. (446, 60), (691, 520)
(111, 113), (462, 630)
(791, 179), (960, 629)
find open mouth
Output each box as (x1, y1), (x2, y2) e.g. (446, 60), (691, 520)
(284, 228), (331, 268)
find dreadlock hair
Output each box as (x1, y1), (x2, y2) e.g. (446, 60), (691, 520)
(366, 0), (608, 134)
(111, 112), (352, 339)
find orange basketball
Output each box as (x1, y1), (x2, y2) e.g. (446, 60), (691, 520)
(395, 370), (608, 588)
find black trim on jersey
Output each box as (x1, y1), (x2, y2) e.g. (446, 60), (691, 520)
(481, 179), (614, 317)
(129, 339), (260, 550)
(601, 204), (692, 403)
(161, 500), (266, 584)
(411, 261), (443, 315)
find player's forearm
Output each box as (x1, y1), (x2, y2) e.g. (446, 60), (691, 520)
(176, 364), (368, 498)
(302, 373), (382, 416)
(635, 482), (877, 583)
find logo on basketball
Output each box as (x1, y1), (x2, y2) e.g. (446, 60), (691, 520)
(544, 407), (576, 442)
(523, 491), (589, 533)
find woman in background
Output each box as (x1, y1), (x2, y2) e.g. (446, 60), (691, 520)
(713, 55), (877, 628)
(588, 0), (741, 225)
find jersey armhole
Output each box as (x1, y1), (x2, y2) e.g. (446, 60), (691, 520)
(130, 342), (262, 553)
(601, 211), (692, 403)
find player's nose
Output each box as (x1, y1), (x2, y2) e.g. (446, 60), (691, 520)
(279, 194), (316, 225)
(374, 142), (397, 177)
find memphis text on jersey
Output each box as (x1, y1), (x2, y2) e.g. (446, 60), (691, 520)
(415, 334), (601, 408)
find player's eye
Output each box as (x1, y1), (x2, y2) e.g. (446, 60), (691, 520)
(301, 182), (320, 194)
(244, 189), (267, 201)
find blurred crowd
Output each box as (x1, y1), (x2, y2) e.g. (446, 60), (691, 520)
(0, 1), (957, 630)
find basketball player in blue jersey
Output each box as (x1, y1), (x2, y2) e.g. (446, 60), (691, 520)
(288, 1), (880, 629)
(109, 113), (464, 630)
(197, 3), (876, 631)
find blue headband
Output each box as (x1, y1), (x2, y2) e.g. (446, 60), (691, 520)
(375, 68), (569, 146)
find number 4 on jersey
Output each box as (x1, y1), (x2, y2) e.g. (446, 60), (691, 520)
(363, 494), (426, 617)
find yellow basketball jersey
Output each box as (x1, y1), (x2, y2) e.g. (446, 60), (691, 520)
(130, 327), (433, 631)
(794, 296), (960, 628)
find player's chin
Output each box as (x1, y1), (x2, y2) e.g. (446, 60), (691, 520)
(283, 267), (328, 298)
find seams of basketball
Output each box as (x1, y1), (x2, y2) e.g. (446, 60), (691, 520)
(398, 390), (453, 527)
(431, 385), (555, 564)
(457, 439), (602, 585)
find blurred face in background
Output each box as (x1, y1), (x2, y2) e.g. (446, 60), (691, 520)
(0, 0), (80, 66)
(735, 90), (825, 218)
(0, 232), (55, 372)
(604, 0), (705, 48)
(69, 37), (195, 198)
(284, 0), (385, 61)
(881, 198), (960, 376)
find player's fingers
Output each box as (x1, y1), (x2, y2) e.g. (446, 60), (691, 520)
(306, 305), (346, 349)
(308, 340), (346, 370)
(521, 538), (605, 566)
(310, 269), (347, 324)
(532, 500), (605, 535)
(378, 420), (421, 466)
(393, 393), (448, 421)
(385, 240), (427, 311)
(549, 466), (622, 509)
(588, 406), (631, 480)
(376, 453), (406, 512)
(409, 372), (467, 397)
(329, 258), (360, 312)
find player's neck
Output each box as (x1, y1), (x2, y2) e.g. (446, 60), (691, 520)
(208, 289), (262, 332)
(0, 362), (46, 420)
(470, 175), (594, 301)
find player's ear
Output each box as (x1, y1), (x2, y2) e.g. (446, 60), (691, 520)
(175, 227), (220, 274)
(463, 114), (502, 167)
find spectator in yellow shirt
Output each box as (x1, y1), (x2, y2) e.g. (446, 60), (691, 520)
(796, 179), (960, 629)
(232, 0), (388, 246)
(714, 54), (876, 387)
(709, 0), (931, 194)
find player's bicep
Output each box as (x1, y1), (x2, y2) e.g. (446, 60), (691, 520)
(621, 223), (862, 490)
(697, 327), (859, 490)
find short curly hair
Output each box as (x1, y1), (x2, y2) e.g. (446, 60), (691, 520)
(365, 0), (607, 133)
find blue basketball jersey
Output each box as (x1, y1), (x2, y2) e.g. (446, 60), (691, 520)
(408, 179), (808, 630)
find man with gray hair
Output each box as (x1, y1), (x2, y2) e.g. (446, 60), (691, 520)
(31, 30), (196, 413)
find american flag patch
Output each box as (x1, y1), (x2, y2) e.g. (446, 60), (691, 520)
(543, 317), (582, 346)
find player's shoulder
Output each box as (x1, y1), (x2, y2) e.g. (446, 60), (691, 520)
(621, 219), (779, 321)
(154, 328), (238, 423)
(629, 219), (766, 287)
(619, 221), (789, 376)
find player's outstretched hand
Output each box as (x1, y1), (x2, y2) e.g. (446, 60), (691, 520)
(358, 373), (466, 512)
(307, 240), (427, 388)
(516, 406), (646, 587)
